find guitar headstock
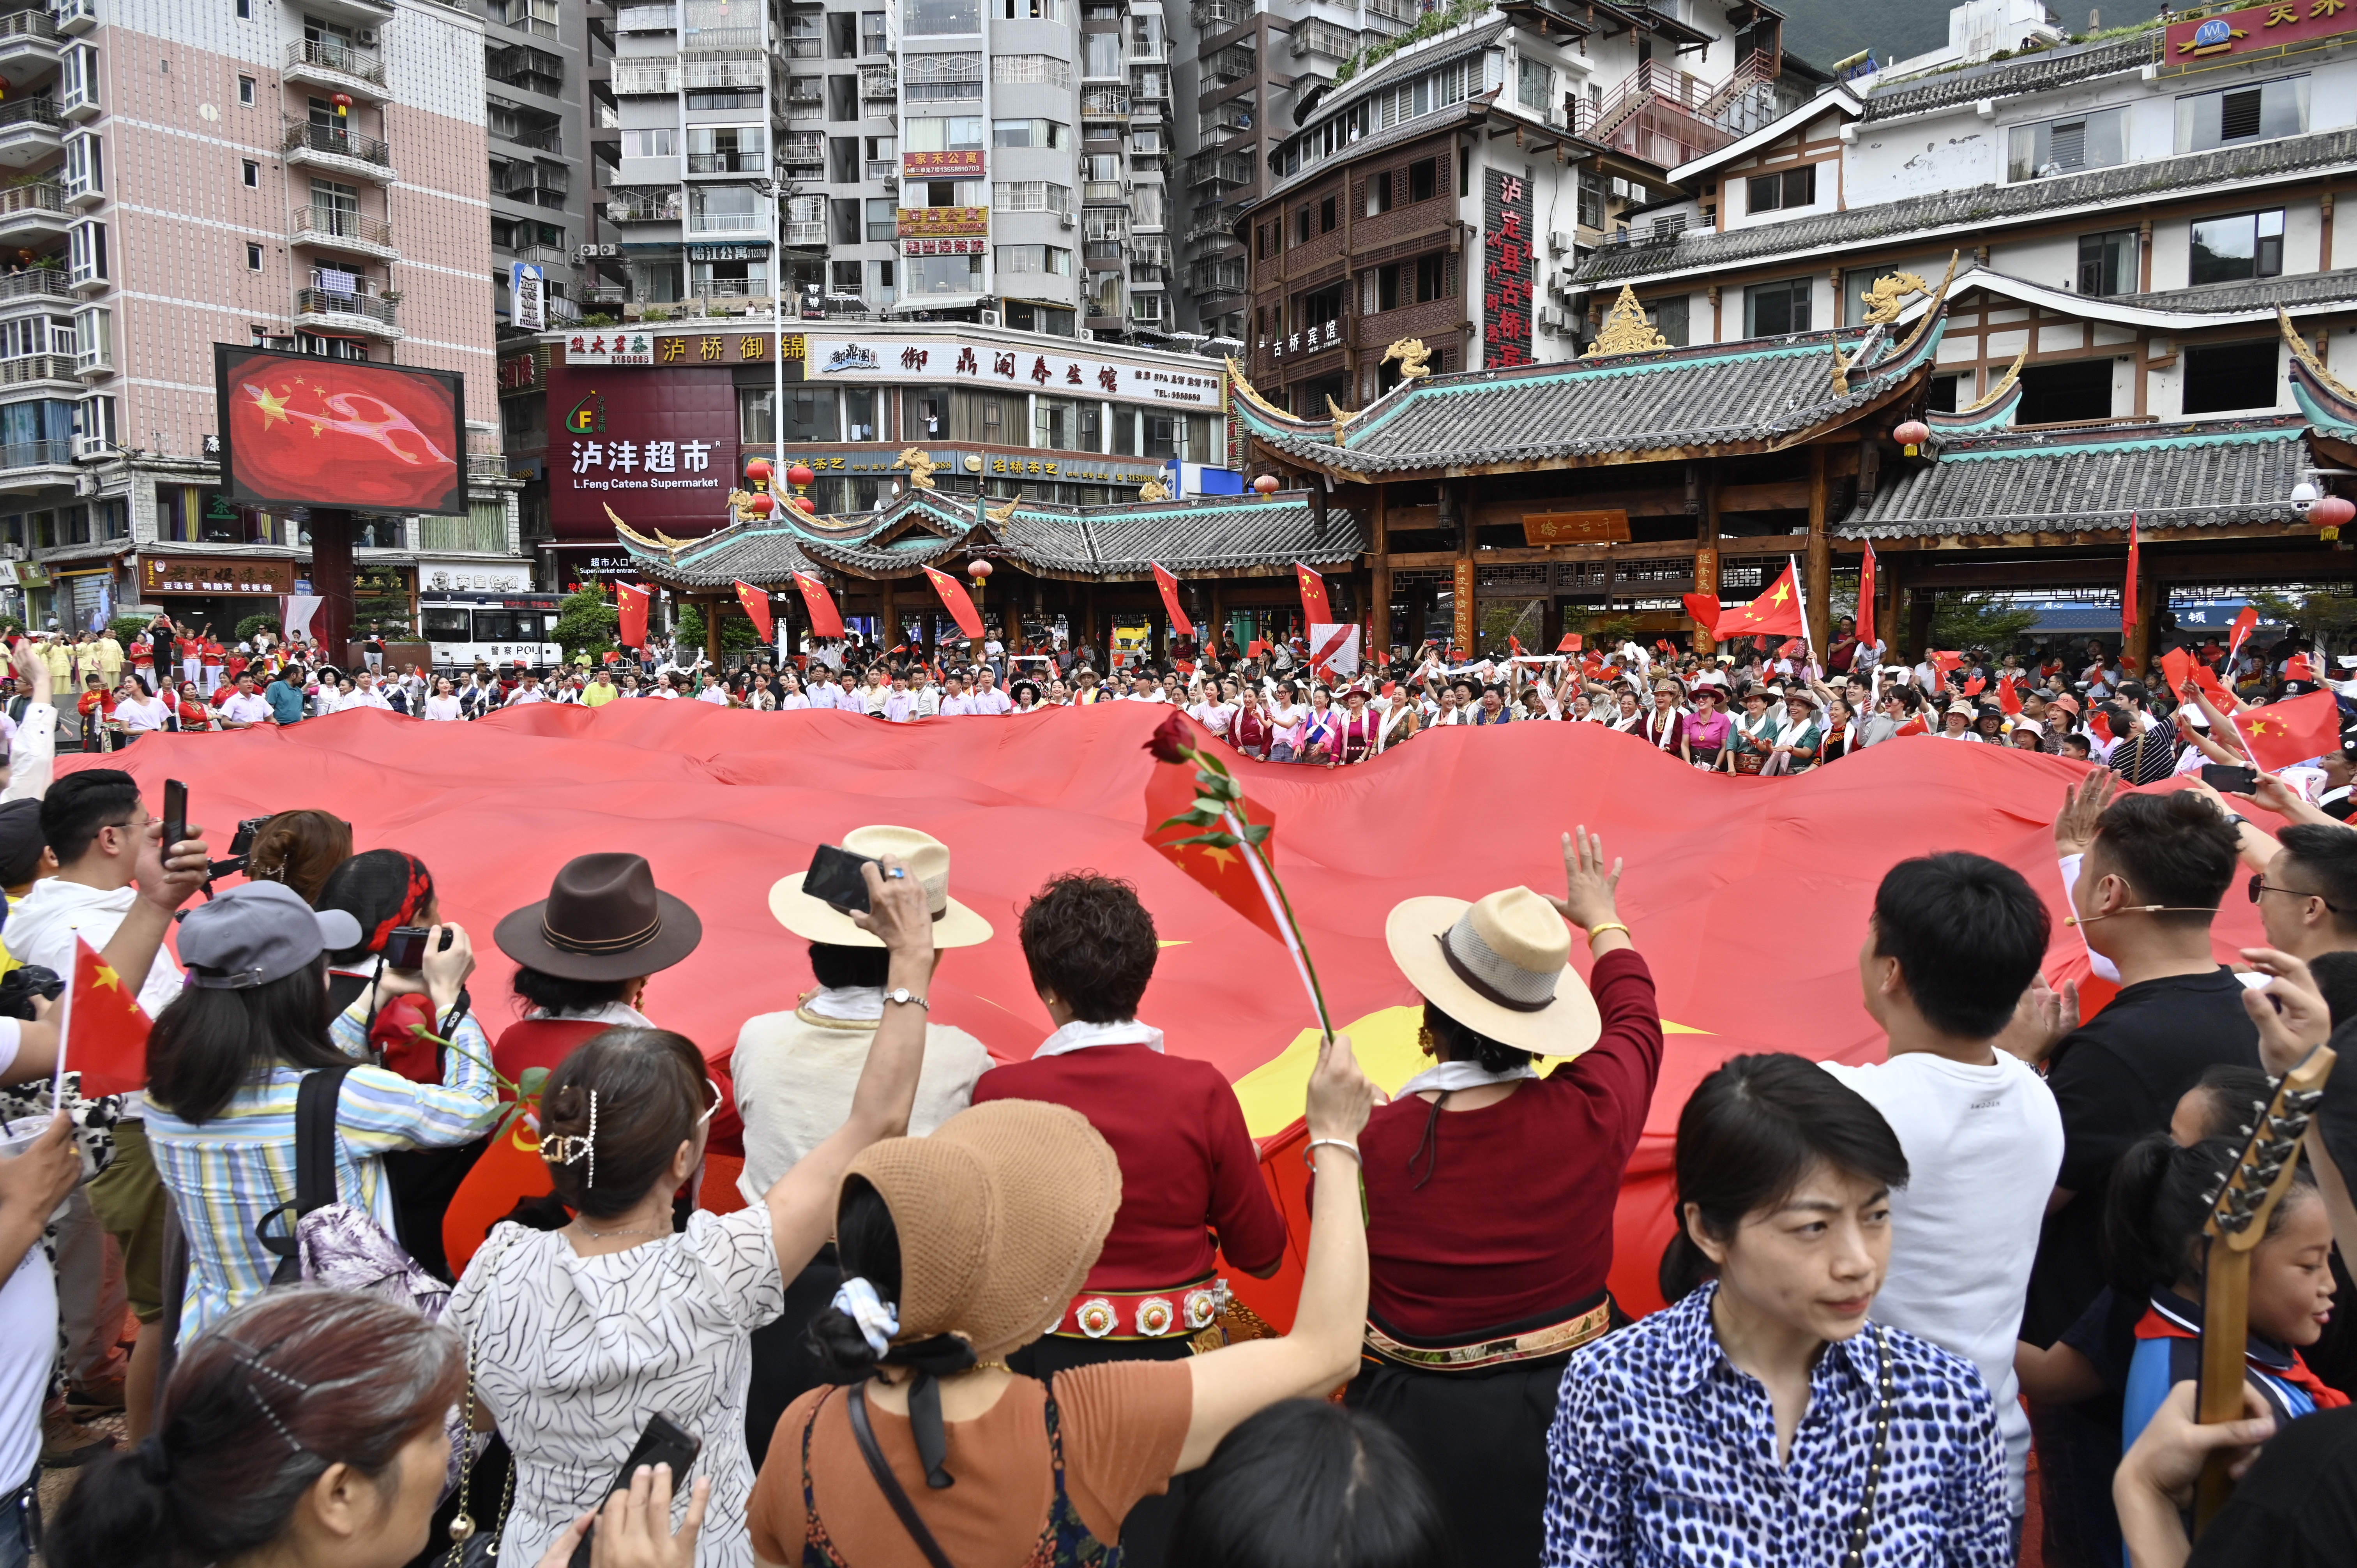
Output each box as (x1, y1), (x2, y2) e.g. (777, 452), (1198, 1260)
(2203, 1043), (2337, 1255)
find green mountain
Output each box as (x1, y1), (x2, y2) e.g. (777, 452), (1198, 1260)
(1773, 0), (2164, 73)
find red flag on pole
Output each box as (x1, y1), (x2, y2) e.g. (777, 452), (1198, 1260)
(2227, 604), (2259, 665)
(2232, 689), (2342, 772)
(2122, 514), (2140, 630)
(1857, 541), (1878, 650)
(1998, 677), (2022, 716)
(1681, 593), (1720, 629)
(63, 936), (152, 1098)
(1295, 564), (1332, 630)
(733, 579), (773, 644)
(615, 582), (650, 649)
(1558, 633), (1583, 652)
(922, 564), (986, 640)
(1711, 562), (1806, 639)
(791, 571), (845, 639)
(1151, 563), (1195, 638)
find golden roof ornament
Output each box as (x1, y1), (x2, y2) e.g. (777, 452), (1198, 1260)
(1830, 341), (1853, 396)
(1383, 338), (1433, 378)
(984, 494), (1021, 524)
(1891, 251), (1962, 361)
(603, 503), (677, 555)
(1325, 395), (1358, 447)
(2281, 307), (2357, 404)
(1959, 342), (2030, 414)
(1858, 271), (1934, 326)
(894, 447), (940, 489)
(1582, 286), (1669, 358)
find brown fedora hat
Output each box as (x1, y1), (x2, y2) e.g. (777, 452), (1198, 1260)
(494, 852), (703, 981)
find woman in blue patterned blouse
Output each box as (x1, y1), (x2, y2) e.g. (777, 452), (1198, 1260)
(1542, 1053), (2010, 1568)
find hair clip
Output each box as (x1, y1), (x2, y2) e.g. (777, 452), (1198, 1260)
(539, 1090), (598, 1188)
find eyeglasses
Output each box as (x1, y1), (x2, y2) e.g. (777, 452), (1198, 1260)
(2249, 874), (2346, 913)
(698, 1078), (723, 1127)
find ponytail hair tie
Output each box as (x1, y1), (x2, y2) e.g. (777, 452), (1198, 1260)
(133, 1435), (173, 1485)
(831, 1277), (900, 1358)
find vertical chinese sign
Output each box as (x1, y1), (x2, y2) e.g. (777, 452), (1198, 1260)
(1483, 170), (1534, 370)
(1453, 558), (1476, 653)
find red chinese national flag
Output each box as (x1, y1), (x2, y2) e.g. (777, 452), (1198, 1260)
(792, 571), (845, 639)
(1558, 633), (1583, 652)
(615, 582), (650, 649)
(733, 580), (774, 643)
(1998, 677), (2022, 716)
(1681, 593), (1720, 629)
(1151, 563), (1195, 638)
(2228, 605), (2259, 664)
(2233, 689), (2343, 773)
(2122, 515), (2140, 630)
(1713, 562), (1806, 639)
(1295, 565), (1332, 630)
(1143, 720), (1284, 945)
(922, 565), (986, 640)
(65, 936), (152, 1098)
(1857, 541), (1878, 649)
(221, 348), (461, 513)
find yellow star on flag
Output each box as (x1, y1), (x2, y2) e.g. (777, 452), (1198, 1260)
(1772, 582), (1792, 604)
(91, 960), (122, 992)
(1198, 844), (1239, 871)
(250, 385), (291, 428)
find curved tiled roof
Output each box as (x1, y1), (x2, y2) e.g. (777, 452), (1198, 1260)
(2109, 267), (2357, 317)
(1859, 37), (2149, 124)
(1836, 416), (2311, 539)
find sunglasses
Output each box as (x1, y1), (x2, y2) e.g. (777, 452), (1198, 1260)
(2249, 875), (2346, 914)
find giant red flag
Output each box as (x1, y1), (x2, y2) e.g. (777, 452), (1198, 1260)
(2232, 690), (2342, 773)
(1295, 564), (1332, 630)
(2122, 514), (2140, 630)
(922, 564), (986, 640)
(733, 580), (774, 643)
(1712, 562), (1806, 639)
(1151, 563), (1195, 638)
(64, 936), (152, 1098)
(1857, 541), (1878, 650)
(792, 571), (845, 639)
(615, 582), (650, 650)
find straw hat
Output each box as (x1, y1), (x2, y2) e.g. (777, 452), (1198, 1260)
(769, 824), (994, 948)
(845, 1100), (1120, 1359)
(1383, 887), (1603, 1058)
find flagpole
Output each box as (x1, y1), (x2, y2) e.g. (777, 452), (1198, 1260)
(1787, 553), (1818, 670)
(49, 939), (74, 1105)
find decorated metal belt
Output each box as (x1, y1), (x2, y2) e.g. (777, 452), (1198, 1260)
(1362, 1297), (1612, 1372)
(1050, 1276), (1224, 1341)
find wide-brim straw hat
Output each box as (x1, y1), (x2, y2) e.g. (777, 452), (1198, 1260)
(846, 1100), (1120, 1360)
(769, 824), (993, 949)
(1384, 888), (1603, 1058)
(494, 852), (703, 982)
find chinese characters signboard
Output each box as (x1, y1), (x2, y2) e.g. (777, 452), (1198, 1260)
(2162, 0), (2357, 71)
(1483, 169), (1534, 371)
(776, 449), (1171, 486)
(903, 236), (988, 256)
(815, 341), (1222, 407)
(545, 362), (740, 540)
(140, 556), (297, 596)
(897, 206), (989, 238)
(1522, 511), (1632, 546)
(904, 149), (985, 179)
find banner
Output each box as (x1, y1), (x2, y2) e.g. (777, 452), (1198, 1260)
(2122, 514), (2140, 631)
(733, 579), (773, 644)
(615, 582), (650, 649)
(281, 594), (322, 640)
(792, 570), (846, 639)
(922, 564), (986, 640)
(1152, 563), (1194, 638)
(1857, 541), (1878, 651)
(1482, 169), (1535, 370)
(1295, 564), (1332, 633)
(1309, 623), (1361, 676)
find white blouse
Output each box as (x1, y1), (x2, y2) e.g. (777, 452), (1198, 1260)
(423, 694), (465, 721)
(114, 695), (172, 732)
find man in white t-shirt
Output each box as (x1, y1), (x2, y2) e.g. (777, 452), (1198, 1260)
(970, 668), (1014, 715)
(936, 674), (978, 716)
(1823, 851), (2064, 1528)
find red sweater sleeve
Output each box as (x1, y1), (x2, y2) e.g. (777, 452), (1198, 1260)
(1201, 1072), (1286, 1273)
(1550, 948), (1663, 1143)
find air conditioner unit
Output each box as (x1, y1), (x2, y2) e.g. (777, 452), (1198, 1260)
(1059, 212), (1076, 228)
(0, 543), (24, 560)
(979, 309), (1001, 325)
(1548, 230), (1573, 256)
(357, 28), (378, 44)
(1079, 327), (1095, 340)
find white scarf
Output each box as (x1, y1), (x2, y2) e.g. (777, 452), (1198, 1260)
(1643, 706), (1683, 749)
(1760, 712), (1818, 776)
(802, 985), (886, 1022)
(1034, 1017), (1165, 1057)
(526, 999), (655, 1027)
(1396, 1058), (1538, 1096)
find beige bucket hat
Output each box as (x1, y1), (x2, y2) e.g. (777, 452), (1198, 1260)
(1384, 886), (1603, 1058)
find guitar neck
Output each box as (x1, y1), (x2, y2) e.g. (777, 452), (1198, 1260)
(2194, 1245), (2255, 1531)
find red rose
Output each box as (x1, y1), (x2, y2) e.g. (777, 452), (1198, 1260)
(1144, 711), (1192, 765)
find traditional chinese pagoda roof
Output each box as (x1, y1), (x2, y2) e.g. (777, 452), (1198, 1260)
(612, 486), (1364, 589)
(1859, 35), (2149, 124)
(1836, 414), (2314, 540)
(1233, 284), (1949, 480)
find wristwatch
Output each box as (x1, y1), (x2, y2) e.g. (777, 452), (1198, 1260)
(883, 987), (930, 1011)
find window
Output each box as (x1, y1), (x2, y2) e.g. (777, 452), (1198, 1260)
(865, 197), (896, 240)
(2077, 229), (2138, 296)
(1294, 205), (1311, 245)
(921, 178), (988, 204)
(995, 54), (1073, 85)
(1516, 56), (1553, 117)
(1132, 183), (1163, 228)
(906, 251), (983, 294)
(992, 118), (1067, 148)
(1004, 0), (1068, 16)
(997, 244), (1072, 274)
(905, 53), (984, 99)
(1372, 254), (1445, 309)
(2016, 359), (2114, 425)
(2177, 76), (2306, 153)
(903, 0), (980, 34)
(238, 75), (256, 105)
(864, 11), (889, 52)
(2182, 341), (2281, 415)
(246, 242), (263, 270)
(1744, 277), (1811, 336)
(786, 13), (822, 56)
(827, 74), (858, 120)
(237, 0), (250, 15)
(2005, 106), (2126, 182)
(830, 197), (861, 244)
(685, 124), (765, 173)
(830, 136), (859, 182)
(1746, 165), (1816, 214)
(1319, 194), (1336, 232)
(1648, 295), (1689, 346)
(995, 180), (1072, 213)
(1257, 223), (1272, 260)
(238, 158), (258, 188)
(690, 184), (761, 232)
(1367, 170), (1392, 215)
(2189, 208), (2285, 286)
(1408, 157), (1436, 203)
(908, 117), (986, 151)
(1083, 29), (1122, 77)
(1578, 168), (1603, 228)
(828, 11), (857, 55)
(620, 128), (678, 159)
(68, 220), (106, 288)
(1928, 374), (1959, 413)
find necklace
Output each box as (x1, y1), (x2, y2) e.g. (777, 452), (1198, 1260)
(572, 1222), (673, 1240)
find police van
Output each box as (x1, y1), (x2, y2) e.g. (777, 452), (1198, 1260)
(419, 592), (566, 675)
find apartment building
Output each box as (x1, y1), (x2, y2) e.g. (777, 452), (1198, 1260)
(0, 0), (519, 636)
(482, 0), (588, 328)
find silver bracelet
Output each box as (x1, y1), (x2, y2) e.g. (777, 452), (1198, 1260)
(1302, 1137), (1362, 1168)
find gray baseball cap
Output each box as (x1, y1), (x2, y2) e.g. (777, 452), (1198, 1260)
(179, 881), (362, 989)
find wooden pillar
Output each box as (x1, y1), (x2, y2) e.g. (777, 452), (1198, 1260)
(880, 577), (897, 653)
(1370, 486), (1392, 657)
(1207, 578), (1226, 658)
(1692, 464), (1721, 659)
(1906, 584), (1935, 663)
(1005, 589), (1023, 663)
(1876, 553), (1902, 666)
(1453, 477), (1476, 654)
(1804, 445), (1833, 657)
(702, 594), (721, 666)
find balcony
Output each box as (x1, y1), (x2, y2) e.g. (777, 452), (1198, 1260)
(0, 181), (65, 243)
(0, 352), (77, 388)
(513, 242), (572, 268)
(1290, 19), (1358, 58)
(421, 510), (510, 553)
(284, 120), (398, 184)
(292, 205), (398, 260)
(295, 286), (403, 338)
(685, 150), (765, 174)
(55, 0), (96, 34)
(1080, 89), (1130, 120)
(1201, 44), (1254, 85)
(1186, 152), (1249, 188)
(297, 0), (397, 25)
(1081, 180), (1124, 204)
(614, 3), (677, 30)
(0, 99), (60, 168)
(605, 191), (682, 222)
(611, 61), (679, 93)
(680, 55), (766, 89)
(0, 9), (60, 76)
(1578, 53), (1784, 167)
(1189, 0), (1251, 23)
(284, 37), (389, 100)
(0, 267), (71, 309)
(1189, 260), (1245, 294)
(861, 65), (896, 98)
(494, 119), (563, 154)
(0, 438), (72, 477)
(783, 220), (827, 247)
(685, 197), (770, 236)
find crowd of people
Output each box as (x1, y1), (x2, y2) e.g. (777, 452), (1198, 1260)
(1, 613), (2356, 1568)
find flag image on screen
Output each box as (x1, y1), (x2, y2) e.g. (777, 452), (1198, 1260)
(214, 344), (467, 515)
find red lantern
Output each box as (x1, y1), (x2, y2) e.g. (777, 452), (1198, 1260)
(332, 92), (353, 114)
(744, 457), (772, 486)
(748, 491), (775, 517)
(1893, 420), (1931, 456)
(966, 559), (993, 579)
(793, 494), (818, 514)
(2313, 494), (2357, 530)
(786, 463), (816, 489)
(1253, 474), (1281, 495)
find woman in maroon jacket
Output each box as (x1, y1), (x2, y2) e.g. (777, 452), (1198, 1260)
(1350, 827), (1663, 1568)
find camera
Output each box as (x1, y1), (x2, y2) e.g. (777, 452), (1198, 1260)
(0, 964), (63, 1021)
(382, 925), (454, 971)
(228, 815), (272, 859)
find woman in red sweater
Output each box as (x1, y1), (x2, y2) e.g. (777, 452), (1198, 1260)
(1350, 827), (1663, 1568)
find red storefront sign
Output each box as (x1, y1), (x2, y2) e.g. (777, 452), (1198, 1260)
(2162, 0), (2357, 69)
(903, 149), (985, 178)
(1482, 170), (1534, 371)
(546, 362), (740, 540)
(897, 205), (989, 238)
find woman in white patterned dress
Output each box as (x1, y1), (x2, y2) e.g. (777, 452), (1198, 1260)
(445, 853), (936, 1568)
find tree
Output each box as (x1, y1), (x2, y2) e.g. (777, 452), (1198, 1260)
(235, 613), (281, 642)
(2251, 589), (2357, 649)
(551, 585), (619, 662)
(1929, 593), (2038, 653)
(674, 602), (760, 654)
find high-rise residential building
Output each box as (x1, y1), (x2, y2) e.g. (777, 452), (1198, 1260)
(482, 0), (589, 330)
(0, 0), (521, 638)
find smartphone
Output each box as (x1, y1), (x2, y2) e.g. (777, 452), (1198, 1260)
(161, 779), (187, 860)
(804, 842), (880, 915)
(2202, 764), (2260, 795)
(568, 1414), (701, 1568)
(381, 925), (453, 970)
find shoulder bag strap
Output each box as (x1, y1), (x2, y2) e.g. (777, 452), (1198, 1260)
(846, 1383), (959, 1568)
(259, 1066), (354, 1285)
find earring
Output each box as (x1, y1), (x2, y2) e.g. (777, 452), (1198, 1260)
(1417, 1024), (1437, 1058)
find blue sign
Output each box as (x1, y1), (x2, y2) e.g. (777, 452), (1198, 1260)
(2194, 17), (2233, 46)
